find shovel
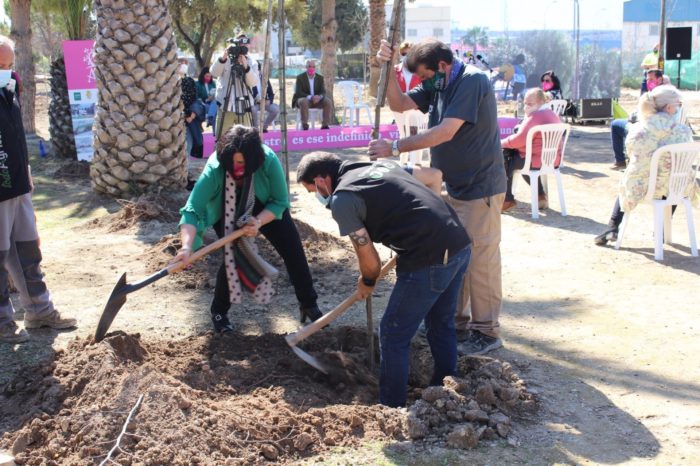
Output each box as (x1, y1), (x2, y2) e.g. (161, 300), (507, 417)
(95, 229), (245, 342)
(285, 256), (397, 373)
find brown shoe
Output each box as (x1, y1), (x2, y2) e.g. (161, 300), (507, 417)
(611, 162), (626, 170)
(538, 194), (549, 210)
(0, 321), (29, 343)
(501, 199), (517, 213)
(24, 310), (77, 330)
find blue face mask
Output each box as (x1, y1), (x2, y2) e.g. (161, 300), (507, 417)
(0, 70), (11, 88)
(315, 191), (330, 206)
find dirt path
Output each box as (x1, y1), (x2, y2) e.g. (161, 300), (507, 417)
(1, 90), (699, 464)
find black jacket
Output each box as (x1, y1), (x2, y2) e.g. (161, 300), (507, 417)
(0, 88), (31, 202)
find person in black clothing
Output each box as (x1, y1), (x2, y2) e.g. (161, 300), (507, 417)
(297, 151), (471, 408)
(180, 65), (204, 159)
(0, 35), (76, 343)
(540, 70), (562, 100)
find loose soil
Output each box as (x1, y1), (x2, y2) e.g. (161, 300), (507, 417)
(0, 330), (534, 465)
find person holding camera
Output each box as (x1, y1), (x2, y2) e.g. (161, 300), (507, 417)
(210, 33), (260, 135)
(292, 60), (332, 130)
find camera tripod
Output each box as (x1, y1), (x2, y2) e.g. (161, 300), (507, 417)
(216, 57), (255, 140)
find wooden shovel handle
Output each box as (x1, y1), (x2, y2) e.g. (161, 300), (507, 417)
(286, 256), (397, 346)
(167, 229), (246, 275)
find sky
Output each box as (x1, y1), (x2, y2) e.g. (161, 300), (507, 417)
(413, 0), (625, 31)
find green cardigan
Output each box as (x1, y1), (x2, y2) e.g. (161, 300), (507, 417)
(179, 145), (290, 250)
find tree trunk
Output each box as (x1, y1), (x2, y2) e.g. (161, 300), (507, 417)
(368, 0), (385, 98)
(321, 0), (337, 118)
(48, 58), (77, 159)
(91, 0), (186, 196)
(9, 0), (36, 134)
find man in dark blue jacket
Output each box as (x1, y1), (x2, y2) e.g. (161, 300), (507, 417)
(0, 35), (76, 343)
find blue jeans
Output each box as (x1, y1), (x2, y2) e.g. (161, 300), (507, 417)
(186, 119), (203, 157)
(207, 102), (218, 133)
(611, 119), (629, 164)
(379, 246), (471, 407)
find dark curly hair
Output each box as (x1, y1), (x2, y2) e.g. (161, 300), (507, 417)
(296, 151), (343, 187)
(406, 39), (454, 73)
(217, 125), (265, 177)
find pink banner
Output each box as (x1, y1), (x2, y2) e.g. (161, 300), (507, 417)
(202, 119), (521, 158)
(498, 117), (520, 138)
(63, 40), (96, 90)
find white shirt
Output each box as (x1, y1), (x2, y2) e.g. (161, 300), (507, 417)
(307, 74), (316, 99)
(402, 65), (414, 89)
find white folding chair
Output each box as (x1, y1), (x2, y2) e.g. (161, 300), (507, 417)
(549, 99), (568, 120)
(615, 142), (700, 260)
(399, 109), (430, 167)
(513, 123), (570, 219)
(336, 81), (373, 126)
(295, 108), (322, 129)
(393, 111), (406, 138)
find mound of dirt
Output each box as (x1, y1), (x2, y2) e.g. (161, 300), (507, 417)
(52, 161), (90, 180)
(1, 328), (537, 464)
(85, 191), (187, 233)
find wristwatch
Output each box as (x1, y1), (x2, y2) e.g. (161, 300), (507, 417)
(391, 140), (400, 157)
(362, 276), (376, 287)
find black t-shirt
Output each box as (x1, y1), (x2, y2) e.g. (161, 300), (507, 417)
(0, 88), (31, 202)
(331, 160), (470, 272)
(409, 63), (506, 201)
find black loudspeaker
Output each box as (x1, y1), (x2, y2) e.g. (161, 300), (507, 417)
(666, 27), (692, 60)
(578, 98), (612, 120)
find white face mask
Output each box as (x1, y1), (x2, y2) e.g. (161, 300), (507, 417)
(178, 64), (188, 76)
(315, 191), (330, 206)
(0, 70), (11, 88)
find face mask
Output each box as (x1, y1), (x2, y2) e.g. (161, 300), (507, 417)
(232, 166), (245, 179)
(203, 76), (211, 83)
(178, 64), (188, 76)
(647, 80), (659, 91)
(307, 68), (316, 77)
(542, 81), (554, 91)
(422, 70), (446, 92)
(315, 191), (330, 206)
(0, 70), (11, 88)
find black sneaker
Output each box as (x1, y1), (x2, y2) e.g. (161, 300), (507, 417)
(594, 228), (618, 246)
(457, 331), (503, 356)
(211, 313), (233, 333)
(299, 304), (323, 323)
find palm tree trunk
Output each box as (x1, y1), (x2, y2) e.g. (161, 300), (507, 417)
(321, 0), (337, 118)
(9, 0), (36, 134)
(91, 0), (186, 196)
(368, 0), (385, 98)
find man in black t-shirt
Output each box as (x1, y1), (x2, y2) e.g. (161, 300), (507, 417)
(0, 36), (76, 344)
(368, 38), (506, 357)
(297, 151), (471, 408)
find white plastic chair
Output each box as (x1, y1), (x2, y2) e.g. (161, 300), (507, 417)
(614, 142), (700, 260)
(549, 99), (568, 119)
(398, 109), (430, 166)
(295, 108), (322, 130)
(513, 123), (570, 219)
(336, 81), (372, 126)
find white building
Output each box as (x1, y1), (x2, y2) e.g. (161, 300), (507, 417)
(385, 3), (452, 44)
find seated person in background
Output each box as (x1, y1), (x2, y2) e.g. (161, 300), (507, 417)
(196, 66), (217, 129)
(395, 41), (421, 92)
(251, 62), (280, 133)
(610, 69), (665, 170)
(595, 85), (693, 245)
(501, 88), (562, 213)
(540, 70), (562, 100)
(291, 59), (331, 130)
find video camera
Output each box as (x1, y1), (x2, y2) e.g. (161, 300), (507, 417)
(226, 36), (250, 77)
(227, 36), (250, 60)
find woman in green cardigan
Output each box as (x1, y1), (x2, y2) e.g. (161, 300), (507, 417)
(172, 125), (322, 332)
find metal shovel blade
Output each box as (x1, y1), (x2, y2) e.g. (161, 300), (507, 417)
(286, 335), (328, 374)
(95, 272), (128, 342)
